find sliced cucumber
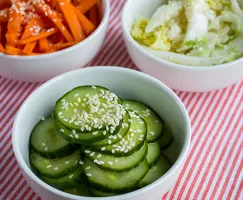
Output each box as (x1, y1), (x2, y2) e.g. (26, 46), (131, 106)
(64, 182), (91, 196)
(90, 111), (147, 156)
(123, 100), (163, 142)
(30, 116), (78, 159)
(158, 122), (173, 149)
(138, 153), (171, 187)
(40, 166), (84, 190)
(83, 142), (148, 172)
(55, 86), (125, 132)
(56, 120), (113, 145)
(90, 187), (117, 197)
(30, 148), (81, 178)
(146, 142), (160, 168)
(89, 111), (131, 147)
(84, 158), (148, 192)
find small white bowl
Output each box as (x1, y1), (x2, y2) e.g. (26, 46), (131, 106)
(121, 0), (243, 92)
(12, 67), (191, 200)
(0, 0), (109, 82)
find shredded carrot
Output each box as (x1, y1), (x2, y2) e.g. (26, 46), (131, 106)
(33, 2), (74, 42)
(5, 1), (24, 47)
(51, 42), (77, 50)
(18, 29), (58, 45)
(5, 45), (22, 55)
(23, 41), (37, 54)
(73, 5), (95, 35)
(39, 38), (49, 52)
(57, 0), (85, 42)
(0, 0), (99, 56)
(79, 0), (97, 14)
(0, 42), (5, 52)
(89, 5), (98, 27)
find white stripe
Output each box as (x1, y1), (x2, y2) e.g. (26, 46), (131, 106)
(15, 184), (31, 200)
(184, 84), (242, 199)
(0, 151), (15, 180)
(7, 178), (26, 200)
(0, 79), (17, 100)
(230, 159), (243, 200)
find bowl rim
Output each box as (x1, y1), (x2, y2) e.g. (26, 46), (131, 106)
(12, 66), (191, 200)
(121, 0), (243, 71)
(0, 0), (110, 60)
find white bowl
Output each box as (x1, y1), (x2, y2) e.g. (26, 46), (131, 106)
(121, 0), (243, 92)
(12, 67), (191, 200)
(0, 0), (109, 82)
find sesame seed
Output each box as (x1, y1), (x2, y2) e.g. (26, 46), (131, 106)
(97, 154), (102, 158)
(112, 149), (115, 154)
(108, 140), (112, 144)
(45, 147), (48, 151)
(115, 159), (119, 163)
(75, 134), (79, 139)
(150, 132), (155, 136)
(69, 175), (73, 178)
(54, 167), (58, 170)
(86, 166), (91, 170)
(92, 131), (98, 135)
(155, 120), (159, 123)
(72, 130), (76, 134)
(101, 147), (106, 151)
(41, 117), (45, 121)
(41, 143), (46, 146)
(92, 86), (96, 89)
(79, 160), (84, 165)
(108, 161), (113, 166)
(86, 173), (92, 177)
(46, 165), (52, 168)
(73, 109), (77, 113)
(65, 161), (70, 164)
(103, 131), (107, 135)
(60, 129), (65, 133)
(58, 112), (62, 116)
(90, 152), (95, 157)
(85, 150), (91, 154)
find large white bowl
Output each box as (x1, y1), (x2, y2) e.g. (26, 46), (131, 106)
(12, 67), (191, 200)
(121, 0), (243, 92)
(0, 0), (109, 82)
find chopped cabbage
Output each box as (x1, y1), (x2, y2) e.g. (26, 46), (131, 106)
(130, 0), (243, 66)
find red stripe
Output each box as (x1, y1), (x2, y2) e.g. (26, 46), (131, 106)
(3, 172), (23, 199)
(235, 170), (243, 200)
(20, 186), (32, 200)
(185, 84), (242, 199)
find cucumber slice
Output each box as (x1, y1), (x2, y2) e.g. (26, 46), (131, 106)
(89, 111), (131, 147)
(40, 166), (85, 190)
(56, 120), (113, 145)
(123, 100), (163, 143)
(83, 158), (149, 192)
(30, 116), (78, 159)
(64, 182), (91, 196)
(55, 86), (125, 132)
(90, 188), (117, 197)
(158, 122), (173, 149)
(83, 142), (148, 172)
(146, 142), (160, 168)
(138, 153), (171, 187)
(90, 111), (147, 156)
(30, 148), (81, 178)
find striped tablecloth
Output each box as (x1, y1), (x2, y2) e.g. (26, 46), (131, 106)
(0, 1), (243, 199)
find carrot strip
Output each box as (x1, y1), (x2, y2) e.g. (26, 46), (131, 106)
(79, 0), (97, 13)
(73, 0), (81, 6)
(51, 41), (77, 50)
(57, 0), (85, 42)
(5, 1), (24, 46)
(72, 5), (95, 35)
(21, 18), (44, 39)
(33, 2), (74, 42)
(89, 5), (98, 27)
(5, 45), (22, 55)
(0, 8), (9, 23)
(23, 41), (37, 54)
(0, 42), (5, 52)
(18, 29), (58, 45)
(39, 38), (49, 52)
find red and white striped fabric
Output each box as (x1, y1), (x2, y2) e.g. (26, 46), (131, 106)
(0, 1), (243, 199)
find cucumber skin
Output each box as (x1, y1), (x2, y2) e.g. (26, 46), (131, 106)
(158, 122), (174, 149)
(90, 187), (118, 197)
(146, 142), (161, 168)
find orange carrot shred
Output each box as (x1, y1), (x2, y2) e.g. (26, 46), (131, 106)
(79, 0), (97, 13)
(57, 0), (85, 42)
(89, 5), (98, 27)
(39, 38), (49, 52)
(23, 41), (37, 54)
(5, 45), (22, 55)
(18, 29), (58, 45)
(51, 41), (77, 50)
(72, 5), (95, 35)
(0, 42), (5, 52)
(33, 1), (74, 42)
(0, 8), (9, 23)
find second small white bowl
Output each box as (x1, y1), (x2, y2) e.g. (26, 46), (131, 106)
(121, 0), (243, 92)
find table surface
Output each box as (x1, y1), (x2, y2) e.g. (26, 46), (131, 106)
(0, 1), (243, 199)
